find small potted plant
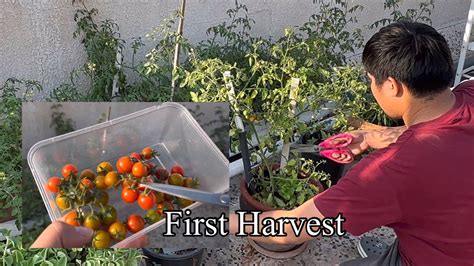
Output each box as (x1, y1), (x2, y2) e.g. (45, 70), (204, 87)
(142, 248), (205, 266)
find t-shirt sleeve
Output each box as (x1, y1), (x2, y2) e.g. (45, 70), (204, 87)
(313, 144), (407, 236)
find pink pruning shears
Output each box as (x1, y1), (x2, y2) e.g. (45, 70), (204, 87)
(290, 133), (354, 164)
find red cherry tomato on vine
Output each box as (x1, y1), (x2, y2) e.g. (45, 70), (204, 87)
(170, 164), (184, 176)
(138, 192), (156, 210)
(47, 177), (61, 193)
(80, 178), (94, 190)
(62, 164), (78, 179)
(121, 188), (139, 203)
(130, 152), (142, 162)
(155, 168), (169, 181)
(127, 214), (145, 233)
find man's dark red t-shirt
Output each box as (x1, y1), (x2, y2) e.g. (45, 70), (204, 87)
(314, 81), (474, 265)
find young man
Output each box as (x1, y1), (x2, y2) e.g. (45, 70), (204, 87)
(230, 21), (474, 265)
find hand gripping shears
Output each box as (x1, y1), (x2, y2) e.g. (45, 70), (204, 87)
(290, 133), (354, 164)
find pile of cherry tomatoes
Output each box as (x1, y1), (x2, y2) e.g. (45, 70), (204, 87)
(46, 146), (198, 248)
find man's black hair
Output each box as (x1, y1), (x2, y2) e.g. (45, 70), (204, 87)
(362, 21), (454, 98)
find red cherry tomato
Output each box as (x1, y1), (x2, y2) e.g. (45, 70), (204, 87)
(170, 164), (184, 176)
(47, 177), (61, 193)
(80, 178), (94, 190)
(130, 152), (142, 162)
(127, 214), (145, 233)
(116, 156), (133, 174)
(155, 168), (169, 181)
(138, 192), (156, 210)
(62, 164), (78, 179)
(121, 188), (139, 203)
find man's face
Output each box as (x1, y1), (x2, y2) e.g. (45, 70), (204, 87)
(367, 73), (404, 119)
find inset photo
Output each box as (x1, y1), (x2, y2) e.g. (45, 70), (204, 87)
(22, 102), (229, 250)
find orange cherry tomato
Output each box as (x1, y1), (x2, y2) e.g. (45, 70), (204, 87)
(104, 171), (119, 188)
(127, 214), (145, 233)
(116, 156), (133, 174)
(92, 230), (112, 248)
(183, 177), (196, 188)
(142, 147), (154, 159)
(132, 162), (148, 178)
(63, 211), (80, 226)
(83, 214), (101, 230)
(94, 175), (108, 190)
(62, 164), (78, 180)
(55, 194), (70, 210)
(47, 177), (61, 193)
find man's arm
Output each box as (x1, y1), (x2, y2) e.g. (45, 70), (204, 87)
(229, 199), (326, 245)
(347, 126), (407, 155)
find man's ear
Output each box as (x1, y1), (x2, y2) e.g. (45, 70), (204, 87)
(386, 77), (404, 97)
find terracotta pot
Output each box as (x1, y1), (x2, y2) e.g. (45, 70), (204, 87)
(239, 177), (324, 259)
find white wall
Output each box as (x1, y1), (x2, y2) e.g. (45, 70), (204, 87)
(1, 0), (471, 93)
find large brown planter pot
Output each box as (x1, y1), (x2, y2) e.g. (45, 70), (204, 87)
(239, 178), (325, 259)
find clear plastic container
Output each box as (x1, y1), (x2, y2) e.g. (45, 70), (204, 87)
(27, 102), (229, 247)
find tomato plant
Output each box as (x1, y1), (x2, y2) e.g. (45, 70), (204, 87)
(127, 214), (145, 233)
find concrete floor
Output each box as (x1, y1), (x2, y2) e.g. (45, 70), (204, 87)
(201, 174), (396, 265)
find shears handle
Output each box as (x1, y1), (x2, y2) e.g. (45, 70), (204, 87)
(318, 133), (354, 164)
